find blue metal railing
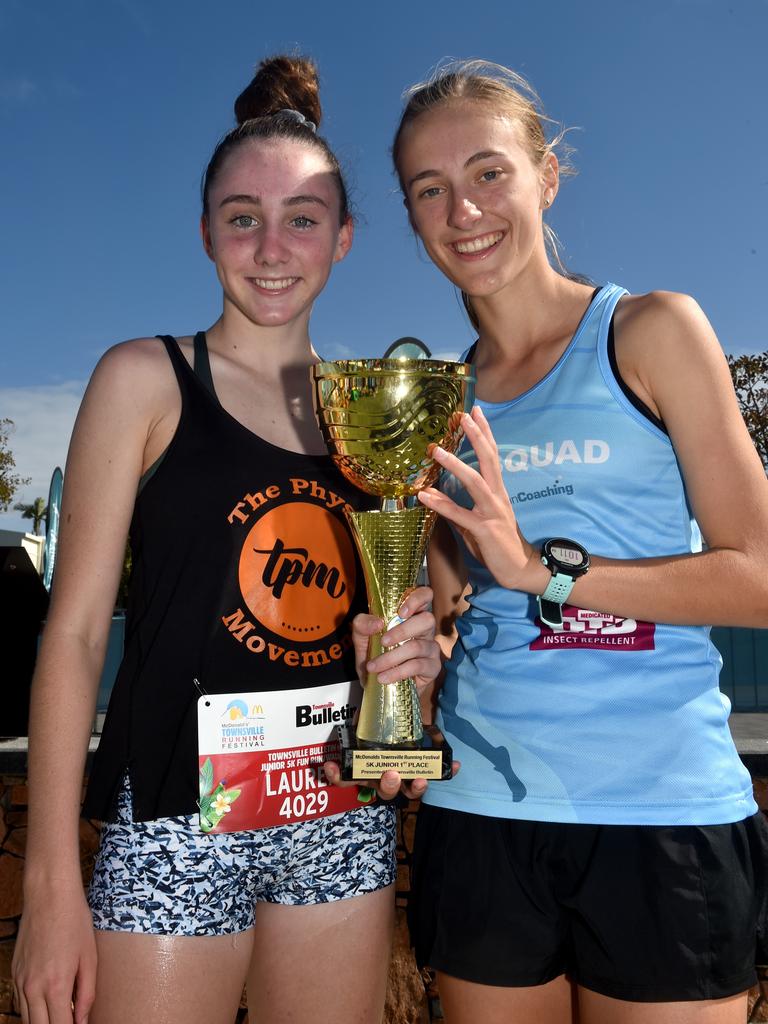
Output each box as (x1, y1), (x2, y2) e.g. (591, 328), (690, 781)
(712, 627), (768, 711)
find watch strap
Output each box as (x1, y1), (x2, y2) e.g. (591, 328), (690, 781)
(537, 596), (565, 628)
(541, 571), (576, 605)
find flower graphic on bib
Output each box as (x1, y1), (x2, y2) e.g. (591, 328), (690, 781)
(198, 757), (242, 833)
(212, 792), (233, 814)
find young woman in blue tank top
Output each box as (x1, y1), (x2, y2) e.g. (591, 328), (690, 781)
(392, 60), (768, 1024)
(13, 56), (441, 1024)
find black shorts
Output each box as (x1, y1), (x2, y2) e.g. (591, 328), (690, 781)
(408, 803), (767, 1002)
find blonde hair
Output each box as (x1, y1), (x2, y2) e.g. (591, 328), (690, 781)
(392, 60), (577, 323)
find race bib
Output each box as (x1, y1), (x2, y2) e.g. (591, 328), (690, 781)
(196, 680), (370, 833)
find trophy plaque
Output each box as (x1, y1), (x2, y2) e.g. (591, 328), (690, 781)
(312, 358), (475, 780)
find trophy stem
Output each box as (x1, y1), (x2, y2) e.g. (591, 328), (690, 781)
(344, 505), (437, 747)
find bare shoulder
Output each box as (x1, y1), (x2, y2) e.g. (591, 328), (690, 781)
(83, 336), (187, 419)
(44, 337), (186, 633)
(612, 290), (727, 412)
(70, 335), (190, 473)
(614, 286), (716, 342)
(91, 335), (178, 387)
(614, 290), (718, 362)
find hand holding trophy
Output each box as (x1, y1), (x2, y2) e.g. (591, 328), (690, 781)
(312, 357), (474, 780)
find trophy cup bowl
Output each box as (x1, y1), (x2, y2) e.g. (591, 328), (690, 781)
(312, 358), (475, 780)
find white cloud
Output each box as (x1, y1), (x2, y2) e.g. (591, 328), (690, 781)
(321, 342), (357, 360)
(430, 349), (463, 362)
(0, 74), (81, 105)
(0, 380), (85, 531)
(0, 76), (39, 102)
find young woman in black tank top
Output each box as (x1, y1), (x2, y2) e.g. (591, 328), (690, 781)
(13, 56), (441, 1024)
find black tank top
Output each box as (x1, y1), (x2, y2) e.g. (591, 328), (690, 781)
(83, 335), (373, 821)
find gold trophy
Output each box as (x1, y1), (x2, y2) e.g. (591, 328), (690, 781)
(312, 358), (475, 779)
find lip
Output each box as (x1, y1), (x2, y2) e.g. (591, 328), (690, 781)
(248, 276), (300, 295)
(449, 230), (505, 260)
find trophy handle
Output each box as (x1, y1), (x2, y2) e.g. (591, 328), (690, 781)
(344, 506), (437, 747)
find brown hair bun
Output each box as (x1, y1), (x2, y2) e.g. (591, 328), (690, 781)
(234, 55), (322, 129)
(202, 53), (349, 223)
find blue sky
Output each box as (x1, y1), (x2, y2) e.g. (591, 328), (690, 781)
(1, 0), (767, 529)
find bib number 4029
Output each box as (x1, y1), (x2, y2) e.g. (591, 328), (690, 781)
(278, 790), (330, 821)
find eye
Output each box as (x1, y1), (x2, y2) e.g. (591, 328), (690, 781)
(231, 214), (257, 229)
(479, 169), (502, 183)
(290, 215), (317, 229)
(417, 185), (444, 200)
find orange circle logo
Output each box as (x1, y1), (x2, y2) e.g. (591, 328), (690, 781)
(238, 503), (357, 641)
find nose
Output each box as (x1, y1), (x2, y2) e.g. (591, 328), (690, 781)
(447, 192), (482, 230)
(253, 223), (291, 266)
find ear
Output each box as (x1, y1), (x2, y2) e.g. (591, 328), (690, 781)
(541, 152), (560, 209)
(200, 215), (215, 261)
(333, 215), (354, 264)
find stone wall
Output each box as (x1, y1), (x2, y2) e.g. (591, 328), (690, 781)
(1, 778), (766, 1023)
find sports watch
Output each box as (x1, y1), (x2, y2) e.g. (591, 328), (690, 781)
(537, 538), (590, 628)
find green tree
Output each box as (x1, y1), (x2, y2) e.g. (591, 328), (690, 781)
(0, 418), (30, 513)
(728, 351), (768, 470)
(13, 495), (48, 535)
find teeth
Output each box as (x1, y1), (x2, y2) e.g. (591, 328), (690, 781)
(454, 232), (503, 254)
(253, 277), (298, 290)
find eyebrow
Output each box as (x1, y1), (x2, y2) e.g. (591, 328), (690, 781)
(407, 151), (507, 190)
(218, 193), (329, 209)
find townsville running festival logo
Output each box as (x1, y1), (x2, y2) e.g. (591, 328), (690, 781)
(219, 699), (266, 751)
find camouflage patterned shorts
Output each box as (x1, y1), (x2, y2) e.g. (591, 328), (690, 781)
(88, 777), (396, 935)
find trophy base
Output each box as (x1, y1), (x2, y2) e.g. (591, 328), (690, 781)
(335, 724), (453, 781)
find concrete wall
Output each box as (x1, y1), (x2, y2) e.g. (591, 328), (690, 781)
(0, 532), (44, 574)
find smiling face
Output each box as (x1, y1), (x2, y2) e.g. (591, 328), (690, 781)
(201, 137), (352, 331)
(397, 100), (557, 300)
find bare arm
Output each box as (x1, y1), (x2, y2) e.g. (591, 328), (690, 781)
(570, 291), (768, 623)
(419, 293), (768, 627)
(13, 339), (179, 1024)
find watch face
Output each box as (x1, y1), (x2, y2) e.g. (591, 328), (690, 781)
(550, 543), (586, 568)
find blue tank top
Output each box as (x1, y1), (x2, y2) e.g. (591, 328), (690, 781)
(426, 283), (755, 825)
